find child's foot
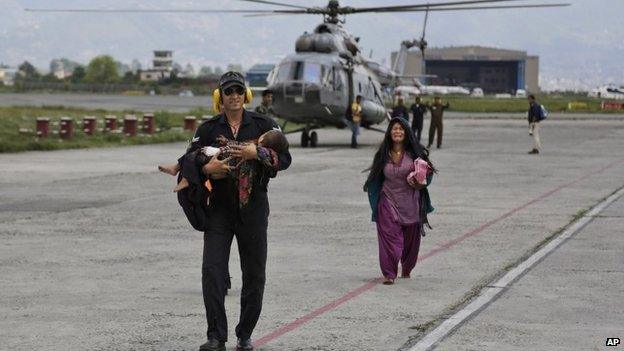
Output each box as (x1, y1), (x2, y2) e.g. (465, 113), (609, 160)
(173, 178), (189, 192)
(158, 164), (179, 176)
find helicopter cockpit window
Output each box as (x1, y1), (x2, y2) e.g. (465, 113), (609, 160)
(334, 69), (345, 91)
(271, 63), (293, 83)
(323, 67), (334, 88)
(302, 62), (322, 84)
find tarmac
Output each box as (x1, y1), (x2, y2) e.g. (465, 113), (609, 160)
(1, 116), (623, 350)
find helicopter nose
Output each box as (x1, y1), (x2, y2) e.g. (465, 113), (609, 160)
(269, 82), (324, 121)
(271, 82), (321, 107)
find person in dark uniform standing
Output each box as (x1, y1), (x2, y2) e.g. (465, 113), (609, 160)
(188, 72), (291, 351)
(254, 89), (275, 118)
(409, 96), (427, 143)
(392, 97), (409, 119)
(427, 96), (450, 149)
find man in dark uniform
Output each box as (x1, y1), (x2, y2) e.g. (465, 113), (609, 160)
(254, 89), (275, 118)
(409, 96), (427, 143)
(188, 72), (292, 351)
(391, 97), (409, 119)
(427, 96), (450, 149)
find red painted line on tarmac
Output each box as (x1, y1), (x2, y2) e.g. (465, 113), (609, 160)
(256, 158), (624, 348)
(255, 278), (382, 346)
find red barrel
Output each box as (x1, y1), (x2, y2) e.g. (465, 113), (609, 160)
(184, 116), (197, 131)
(36, 117), (50, 138)
(59, 117), (74, 139)
(601, 101), (624, 111)
(104, 116), (117, 132)
(143, 113), (155, 134)
(123, 115), (137, 137)
(83, 116), (97, 135)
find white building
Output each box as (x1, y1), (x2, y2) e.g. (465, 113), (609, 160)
(0, 67), (18, 86)
(140, 50), (174, 82)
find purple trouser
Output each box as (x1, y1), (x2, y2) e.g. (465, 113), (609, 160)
(376, 195), (421, 279)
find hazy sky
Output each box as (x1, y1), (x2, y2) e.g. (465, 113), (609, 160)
(2, 0), (623, 90)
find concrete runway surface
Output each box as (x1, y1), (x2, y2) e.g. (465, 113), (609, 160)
(1, 117), (623, 350)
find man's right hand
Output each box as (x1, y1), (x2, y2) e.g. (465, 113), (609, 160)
(202, 153), (233, 179)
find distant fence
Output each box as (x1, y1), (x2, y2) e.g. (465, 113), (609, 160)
(12, 80), (219, 95)
(24, 114), (213, 139)
(601, 101), (624, 111)
(15, 81), (145, 93)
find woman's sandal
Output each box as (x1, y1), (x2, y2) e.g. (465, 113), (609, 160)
(382, 278), (394, 285)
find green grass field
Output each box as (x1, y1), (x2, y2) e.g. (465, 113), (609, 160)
(0, 94), (620, 153)
(420, 94), (613, 113)
(0, 106), (217, 153)
(0, 106), (301, 153)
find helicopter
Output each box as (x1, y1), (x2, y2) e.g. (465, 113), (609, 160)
(26, 0), (570, 147)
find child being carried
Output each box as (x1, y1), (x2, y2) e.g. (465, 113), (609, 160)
(158, 129), (288, 206)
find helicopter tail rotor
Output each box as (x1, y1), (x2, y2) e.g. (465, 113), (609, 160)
(418, 7), (429, 58)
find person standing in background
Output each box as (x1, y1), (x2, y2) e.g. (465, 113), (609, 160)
(409, 96), (427, 143)
(392, 97), (409, 120)
(350, 95), (363, 148)
(527, 94), (543, 154)
(427, 96), (449, 149)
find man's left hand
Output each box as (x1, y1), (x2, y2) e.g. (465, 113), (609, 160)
(229, 143), (258, 161)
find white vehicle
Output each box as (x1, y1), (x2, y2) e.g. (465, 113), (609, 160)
(419, 83), (470, 95)
(394, 85), (421, 97)
(471, 88), (484, 97)
(515, 89), (527, 98)
(393, 81), (470, 97)
(588, 85), (624, 100)
(179, 90), (194, 97)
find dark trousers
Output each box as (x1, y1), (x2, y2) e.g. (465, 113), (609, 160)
(202, 211), (268, 342)
(412, 118), (423, 143)
(428, 116), (443, 148)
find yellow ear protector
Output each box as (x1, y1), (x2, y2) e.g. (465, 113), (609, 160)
(212, 88), (222, 113)
(212, 87), (253, 113)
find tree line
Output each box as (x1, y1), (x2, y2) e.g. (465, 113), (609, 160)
(10, 55), (239, 88)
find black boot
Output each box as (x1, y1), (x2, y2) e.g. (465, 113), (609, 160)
(236, 338), (254, 350)
(199, 338), (225, 351)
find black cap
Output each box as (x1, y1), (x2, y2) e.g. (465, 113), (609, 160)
(219, 71), (246, 90)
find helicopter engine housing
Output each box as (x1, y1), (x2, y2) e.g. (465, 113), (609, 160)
(295, 32), (353, 58)
(360, 99), (387, 125)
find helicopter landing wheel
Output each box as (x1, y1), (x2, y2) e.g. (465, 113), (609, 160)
(301, 129), (310, 148)
(309, 131), (318, 147)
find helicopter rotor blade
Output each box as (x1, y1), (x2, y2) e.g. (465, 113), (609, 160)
(23, 8), (285, 13)
(243, 12), (308, 17)
(379, 3), (571, 13)
(351, 0), (548, 13)
(421, 8), (429, 39)
(24, 0), (570, 17)
(237, 0), (309, 9)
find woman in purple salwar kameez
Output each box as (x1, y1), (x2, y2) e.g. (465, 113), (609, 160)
(364, 117), (435, 285)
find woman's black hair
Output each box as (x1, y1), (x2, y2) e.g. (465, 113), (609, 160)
(364, 117), (435, 190)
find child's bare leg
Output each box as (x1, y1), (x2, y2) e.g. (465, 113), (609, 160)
(158, 163), (180, 176)
(173, 177), (189, 192)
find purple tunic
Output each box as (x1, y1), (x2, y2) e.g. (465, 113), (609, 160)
(381, 153), (420, 225)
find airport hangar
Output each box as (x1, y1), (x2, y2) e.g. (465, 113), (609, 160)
(391, 46), (539, 94)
